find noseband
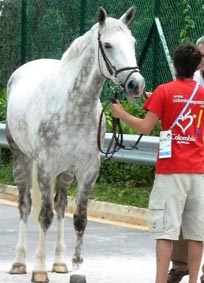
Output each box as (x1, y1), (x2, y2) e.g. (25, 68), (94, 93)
(98, 32), (140, 88)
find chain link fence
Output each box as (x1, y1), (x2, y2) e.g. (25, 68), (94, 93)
(1, 0), (204, 98)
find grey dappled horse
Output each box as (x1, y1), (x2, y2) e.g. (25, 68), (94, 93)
(6, 6), (145, 283)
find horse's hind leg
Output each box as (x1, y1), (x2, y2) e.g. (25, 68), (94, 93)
(52, 170), (74, 273)
(6, 125), (32, 274)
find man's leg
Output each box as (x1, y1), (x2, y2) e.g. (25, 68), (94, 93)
(200, 264), (204, 283)
(155, 239), (172, 283)
(188, 240), (203, 283)
(172, 239), (188, 270)
(167, 237), (189, 283)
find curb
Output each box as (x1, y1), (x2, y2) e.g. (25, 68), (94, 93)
(0, 184), (149, 229)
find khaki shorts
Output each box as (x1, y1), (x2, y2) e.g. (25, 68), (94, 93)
(149, 174), (204, 241)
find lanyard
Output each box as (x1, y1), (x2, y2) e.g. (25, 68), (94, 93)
(171, 83), (199, 129)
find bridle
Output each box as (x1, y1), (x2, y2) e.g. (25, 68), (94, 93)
(97, 32), (140, 88)
(97, 31), (144, 160)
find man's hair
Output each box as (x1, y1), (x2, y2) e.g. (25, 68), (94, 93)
(196, 36), (204, 45)
(173, 42), (201, 79)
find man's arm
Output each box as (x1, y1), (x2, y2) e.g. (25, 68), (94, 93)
(111, 102), (159, 135)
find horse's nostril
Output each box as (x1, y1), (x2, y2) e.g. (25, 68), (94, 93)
(127, 80), (138, 91)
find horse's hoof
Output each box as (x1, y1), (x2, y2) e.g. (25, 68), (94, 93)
(52, 262), (68, 273)
(70, 274), (86, 283)
(9, 262), (27, 274)
(31, 271), (49, 282)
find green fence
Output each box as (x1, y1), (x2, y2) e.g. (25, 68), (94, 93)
(1, 0), (204, 97)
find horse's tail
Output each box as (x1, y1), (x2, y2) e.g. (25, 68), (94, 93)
(31, 161), (55, 223)
(31, 161), (41, 223)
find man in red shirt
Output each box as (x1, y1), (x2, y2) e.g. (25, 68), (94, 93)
(168, 36), (204, 283)
(112, 42), (204, 283)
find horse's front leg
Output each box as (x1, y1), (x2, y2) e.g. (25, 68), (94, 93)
(31, 165), (54, 283)
(52, 170), (74, 273)
(71, 165), (99, 283)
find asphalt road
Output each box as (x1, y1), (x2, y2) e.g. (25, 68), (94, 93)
(0, 200), (190, 283)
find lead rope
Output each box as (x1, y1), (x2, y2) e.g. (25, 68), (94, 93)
(97, 93), (122, 160)
(97, 87), (144, 160)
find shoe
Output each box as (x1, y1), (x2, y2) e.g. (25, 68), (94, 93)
(167, 268), (189, 283)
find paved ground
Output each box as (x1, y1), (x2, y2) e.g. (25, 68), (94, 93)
(0, 200), (193, 283)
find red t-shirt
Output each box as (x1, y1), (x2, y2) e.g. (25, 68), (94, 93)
(144, 79), (204, 174)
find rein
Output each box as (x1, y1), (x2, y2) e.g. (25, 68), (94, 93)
(97, 32), (144, 160)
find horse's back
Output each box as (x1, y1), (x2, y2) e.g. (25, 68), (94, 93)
(7, 58), (61, 125)
(7, 59), (60, 101)
(7, 59), (61, 155)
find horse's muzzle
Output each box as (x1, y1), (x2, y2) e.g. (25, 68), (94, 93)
(125, 76), (145, 99)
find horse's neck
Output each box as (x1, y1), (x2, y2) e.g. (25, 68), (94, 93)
(67, 51), (104, 109)
(61, 27), (105, 108)
(61, 24), (97, 63)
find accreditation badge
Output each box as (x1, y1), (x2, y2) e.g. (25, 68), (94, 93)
(159, 130), (172, 159)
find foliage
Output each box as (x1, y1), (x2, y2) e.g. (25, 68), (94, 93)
(69, 181), (151, 207)
(27, 0), (81, 60)
(0, 0), (21, 88)
(179, 0), (195, 42)
(0, 88), (7, 122)
(99, 161), (155, 187)
(0, 149), (12, 184)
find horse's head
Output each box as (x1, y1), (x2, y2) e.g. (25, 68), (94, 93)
(97, 6), (145, 99)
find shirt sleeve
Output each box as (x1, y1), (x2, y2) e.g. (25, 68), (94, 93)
(143, 85), (165, 119)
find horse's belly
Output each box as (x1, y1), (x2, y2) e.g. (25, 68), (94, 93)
(57, 147), (100, 176)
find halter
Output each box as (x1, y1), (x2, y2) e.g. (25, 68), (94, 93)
(97, 32), (145, 159)
(97, 32), (140, 88)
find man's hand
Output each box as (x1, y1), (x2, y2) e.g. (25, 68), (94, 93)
(144, 91), (152, 100)
(111, 100), (126, 119)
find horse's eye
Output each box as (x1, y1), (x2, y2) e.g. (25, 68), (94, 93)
(104, 42), (112, 49)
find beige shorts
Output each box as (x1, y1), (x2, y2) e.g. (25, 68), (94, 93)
(149, 174), (204, 241)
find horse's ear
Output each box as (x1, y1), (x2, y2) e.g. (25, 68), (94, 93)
(120, 6), (136, 26)
(97, 7), (107, 26)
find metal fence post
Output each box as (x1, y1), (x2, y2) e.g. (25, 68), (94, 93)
(21, 0), (27, 64)
(80, 0), (86, 35)
(153, 0), (160, 89)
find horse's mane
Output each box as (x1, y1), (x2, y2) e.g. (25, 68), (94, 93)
(61, 24), (98, 63)
(61, 18), (131, 64)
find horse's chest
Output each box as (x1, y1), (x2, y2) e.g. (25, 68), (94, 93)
(52, 125), (96, 153)
(52, 133), (98, 173)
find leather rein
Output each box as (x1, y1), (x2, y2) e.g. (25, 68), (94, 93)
(97, 32), (143, 160)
